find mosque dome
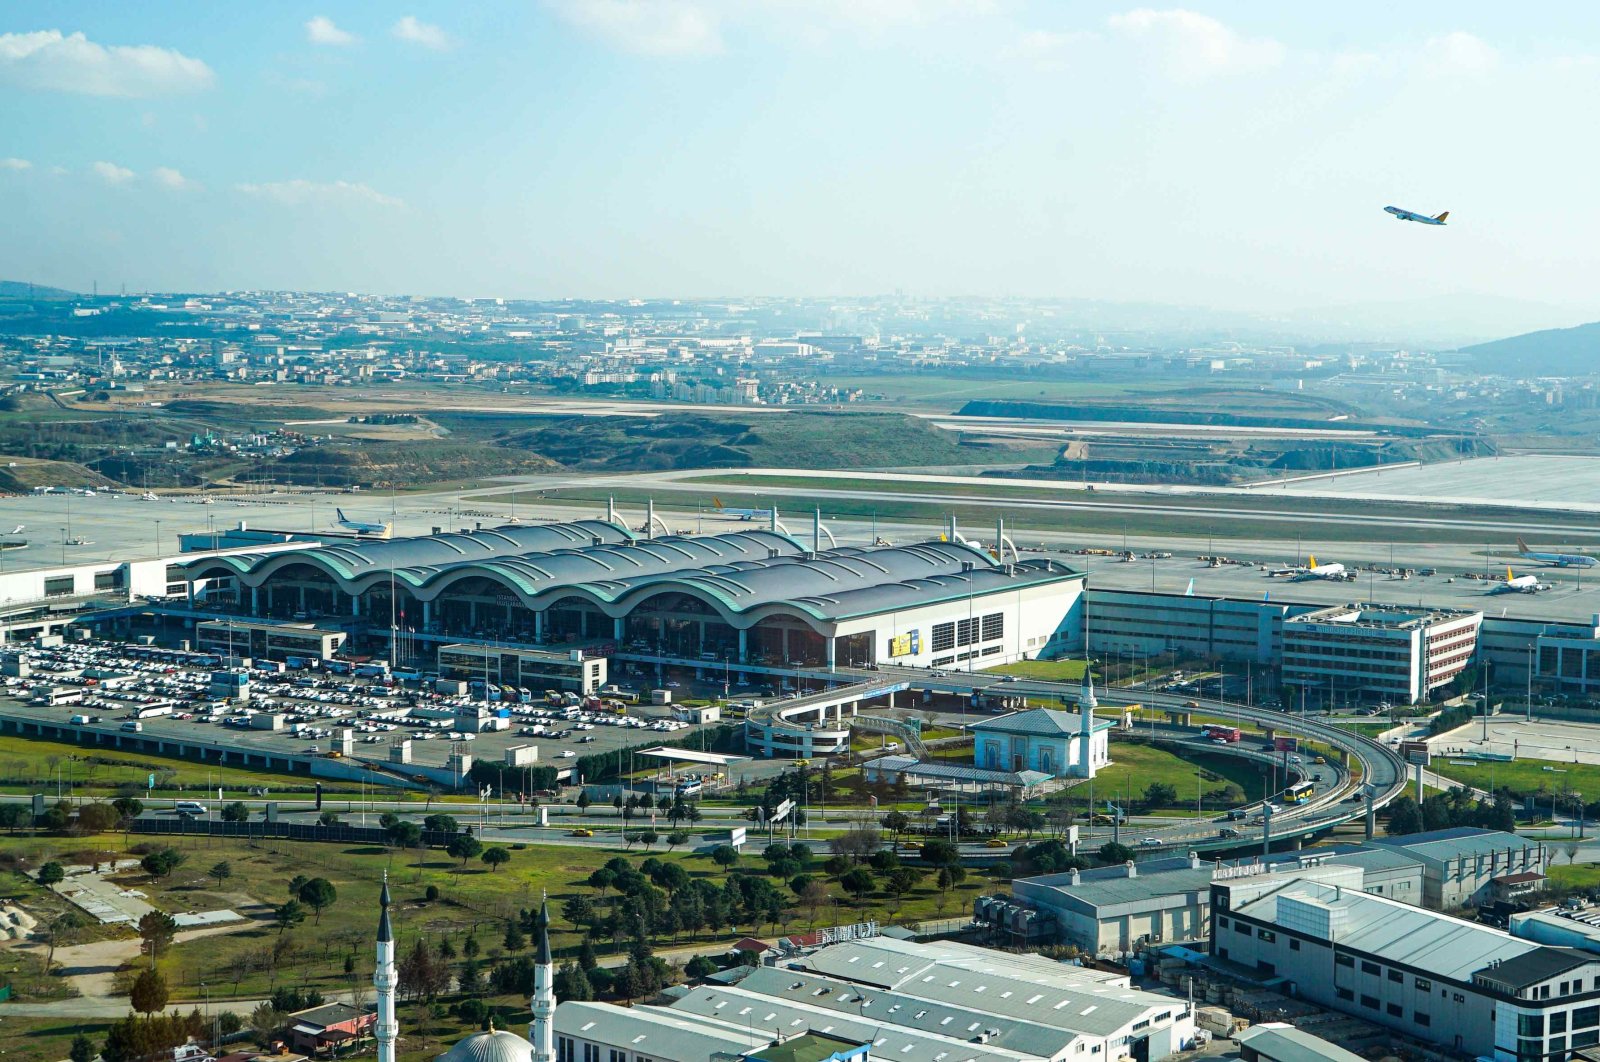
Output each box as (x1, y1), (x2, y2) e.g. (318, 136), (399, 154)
(434, 1026), (534, 1062)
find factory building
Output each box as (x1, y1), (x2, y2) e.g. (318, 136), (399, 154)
(1212, 864), (1600, 1062)
(990, 831), (1538, 960)
(180, 520), (1087, 672)
(1281, 604), (1481, 707)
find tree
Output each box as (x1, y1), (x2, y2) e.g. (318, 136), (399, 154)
(881, 810), (910, 845)
(43, 911), (84, 973)
(209, 861), (232, 887)
(665, 830), (688, 853)
(69, 1033), (94, 1062)
(685, 954), (716, 979)
(298, 878), (338, 923)
(398, 938), (450, 1003)
(318, 811), (341, 826)
(1098, 841), (1136, 865)
(447, 833), (484, 867)
(275, 900), (306, 935)
(37, 861), (64, 886)
(504, 921), (526, 952)
(576, 791), (591, 813)
(424, 814), (461, 835)
(130, 967), (169, 1015)
(918, 840), (959, 869)
(553, 962), (593, 1002)
(829, 827), (881, 865)
(840, 867), (875, 900)
(1143, 781), (1179, 810)
(1385, 796), (1424, 836)
(639, 829), (659, 850)
(886, 866), (923, 898)
(113, 795), (144, 826)
(140, 848), (184, 879)
(137, 911), (178, 963)
(250, 1003), (286, 1043)
(287, 874), (310, 898)
(481, 846), (511, 872)
(76, 802), (119, 834)
(711, 845), (738, 869)
(587, 867), (617, 895)
(220, 801), (249, 823)
(387, 820), (422, 848)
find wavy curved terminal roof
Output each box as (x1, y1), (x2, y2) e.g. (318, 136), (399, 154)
(185, 519), (1083, 629)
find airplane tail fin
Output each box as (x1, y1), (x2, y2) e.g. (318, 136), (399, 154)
(712, 497), (725, 510)
(1308, 555), (1317, 569)
(1517, 536), (1530, 553)
(1434, 211), (1449, 222)
(1507, 566), (1515, 581)
(336, 508), (347, 522)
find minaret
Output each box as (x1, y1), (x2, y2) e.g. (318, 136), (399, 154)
(530, 898), (555, 1062)
(373, 873), (398, 1062)
(1077, 667), (1098, 780)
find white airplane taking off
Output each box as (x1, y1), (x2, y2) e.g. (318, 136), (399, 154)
(1516, 537), (1598, 568)
(1271, 555), (1346, 581)
(336, 508), (392, 536)
(1384, 205), (1449, 226)
(7, 525), (21, 536)
(711, 497), (764, 521)
(1494, 566), (1549, 594)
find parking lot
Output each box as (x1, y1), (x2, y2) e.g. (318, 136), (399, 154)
(0, 637), (731, 785)
(1425, 715), (1600, 767)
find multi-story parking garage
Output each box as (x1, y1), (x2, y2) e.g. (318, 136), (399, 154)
(180, 519), (1088, 672)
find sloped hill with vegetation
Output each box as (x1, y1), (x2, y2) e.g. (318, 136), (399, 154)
(1460, 320), (1600, 376)
(498, 411), (1014, 471)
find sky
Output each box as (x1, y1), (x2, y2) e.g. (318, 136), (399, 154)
(4, 1), (1600, 316)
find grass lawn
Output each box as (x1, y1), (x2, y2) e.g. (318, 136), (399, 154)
(1067, 740), (1269, 812)
(1549, 863), (1600, 891)
(3, 831), (1002, 1015)
(984, 659), (1088, 682)
(1429, 756), (1600, 800)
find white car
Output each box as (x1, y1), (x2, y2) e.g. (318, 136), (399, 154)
(560, 750), (576, 758)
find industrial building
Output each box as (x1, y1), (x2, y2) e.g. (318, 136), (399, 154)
(1211, 863), (1600, 1061)
(1368, 826), (1548, 909)
(987, 830), (1536, 959)
(1280, 604), (1481, 707)
(181, 520), (1088, 672)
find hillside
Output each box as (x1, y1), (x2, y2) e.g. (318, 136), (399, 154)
(0, 280), (77, 301)
(1459, 320), (1600, 376)
(497, 411), (1028, 471)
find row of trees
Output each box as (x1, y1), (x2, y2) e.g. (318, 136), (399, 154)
(1386, 787), (1517, 836)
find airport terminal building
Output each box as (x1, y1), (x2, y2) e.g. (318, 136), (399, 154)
(180, 519), (1087, 672)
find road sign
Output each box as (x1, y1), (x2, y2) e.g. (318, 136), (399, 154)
(770, 799), (796, 823)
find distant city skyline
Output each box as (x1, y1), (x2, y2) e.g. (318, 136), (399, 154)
(4, 2), (1600, 321)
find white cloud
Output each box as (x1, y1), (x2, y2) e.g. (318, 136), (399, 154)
(1107, 8), (1285, 79)
(1003, 28), (1097, 68)
(1421, 31), (1499, 75)
(236, 179), (404, 208)
(306, 16), (358, 47)
(0, 157), (31, 171)
(92, 160), (135, 184)
(0, 29), (214, 97)
(548, 0), (723, 58)
(392, 16), (452, 51)
(152, 166), (199, 191)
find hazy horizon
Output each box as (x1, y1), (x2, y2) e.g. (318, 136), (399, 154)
(6, 2), (1600, 320)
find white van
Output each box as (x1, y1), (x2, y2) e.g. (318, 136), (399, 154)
(173, 801), (207, 816)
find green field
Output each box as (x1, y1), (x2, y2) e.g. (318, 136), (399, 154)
(1429, 755), (1600, 801)
(1063, 740), (1269, 813)
(984, 659), (1089, 683)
